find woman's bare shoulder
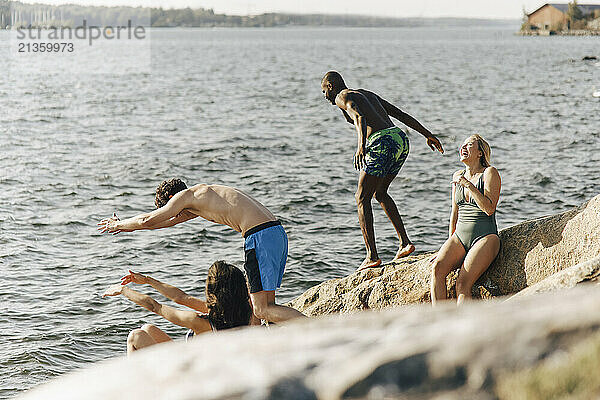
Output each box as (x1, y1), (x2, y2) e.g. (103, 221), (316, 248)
(484, 166), (500, 178)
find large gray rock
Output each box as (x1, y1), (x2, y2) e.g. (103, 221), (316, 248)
(509, 255), (600, 299)
(18, 284), (600, 400)
(290, 194), (600, 315)
(487, 194), (600, 294)
(289, 254), (433, 316)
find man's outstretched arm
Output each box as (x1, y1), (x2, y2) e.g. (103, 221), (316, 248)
(378, 97), (444, 153)
(151, 210), (198, 229)
(98, 189), (194, 234)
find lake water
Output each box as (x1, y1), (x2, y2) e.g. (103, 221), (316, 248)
(1, 25), (599, 397)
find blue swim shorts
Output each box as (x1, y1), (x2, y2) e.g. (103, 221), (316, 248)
(243, 220), (288, 293)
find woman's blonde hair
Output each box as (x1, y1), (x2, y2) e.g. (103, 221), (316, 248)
(468, 134), (491, 167)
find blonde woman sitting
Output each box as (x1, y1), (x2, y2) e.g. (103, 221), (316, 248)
(430, 135), (501, 306)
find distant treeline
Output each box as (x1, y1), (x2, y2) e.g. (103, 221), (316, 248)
(0, 1), (515, 28)
(151, 10), (422, 28)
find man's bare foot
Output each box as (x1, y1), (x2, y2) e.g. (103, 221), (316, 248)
(357, 258), (382, 271)
(392, 244), (415, 261)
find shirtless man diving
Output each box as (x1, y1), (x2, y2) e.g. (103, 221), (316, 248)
(97, 179), (305, 322)
(321, 71), (444, 270)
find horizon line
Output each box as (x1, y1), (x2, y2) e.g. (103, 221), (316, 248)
(13, 0), (524, 20)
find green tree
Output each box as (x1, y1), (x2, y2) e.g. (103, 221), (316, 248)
(567, 1), (583, 22)
(520, 6), (531, 31)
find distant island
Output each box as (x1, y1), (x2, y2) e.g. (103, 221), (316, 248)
(520, 1), (600, 35)
(0, 1), (516, 29)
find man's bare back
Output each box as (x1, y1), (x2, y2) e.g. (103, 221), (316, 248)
(336, 89), (395, 138)
(185, 184), (276, 236)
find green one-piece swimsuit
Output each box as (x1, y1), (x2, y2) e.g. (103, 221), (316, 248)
(454, 170), (498, 251)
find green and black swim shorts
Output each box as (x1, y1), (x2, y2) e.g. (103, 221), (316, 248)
(364, 126), (409, 177)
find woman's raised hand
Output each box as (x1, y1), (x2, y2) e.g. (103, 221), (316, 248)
(102, 284), (124, 297)
(452, 175), (471, 188)
(121, 270), (148, 285)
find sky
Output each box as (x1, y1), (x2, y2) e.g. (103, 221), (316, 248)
(19, 0), (561, 19)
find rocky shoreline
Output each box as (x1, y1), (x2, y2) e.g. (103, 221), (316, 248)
(289, 194), (600, 315)
(17, 194), (600, 399)
(518, 29), (600, 36)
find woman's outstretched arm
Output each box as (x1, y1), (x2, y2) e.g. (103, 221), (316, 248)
(121, 271), (208, 313)
(102, 285), (211, 334)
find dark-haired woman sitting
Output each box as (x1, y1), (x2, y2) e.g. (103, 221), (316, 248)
(103, 261), (256, 355)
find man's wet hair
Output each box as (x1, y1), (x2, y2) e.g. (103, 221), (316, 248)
(155, 178), (188, 208)
(206, 261), (252, 330)
(322, 70), (346, 88)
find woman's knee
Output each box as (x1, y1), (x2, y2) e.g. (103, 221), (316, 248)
(141, 323), (157, 334)
(431, 259), (451, 280)
(127, 328), (146, 345)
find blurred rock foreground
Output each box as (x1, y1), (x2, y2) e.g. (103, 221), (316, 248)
(19, 195), (600, 400)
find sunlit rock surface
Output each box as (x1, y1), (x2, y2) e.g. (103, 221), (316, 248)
(509, 255), (600, 299)
(290, 194), (600, 316)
